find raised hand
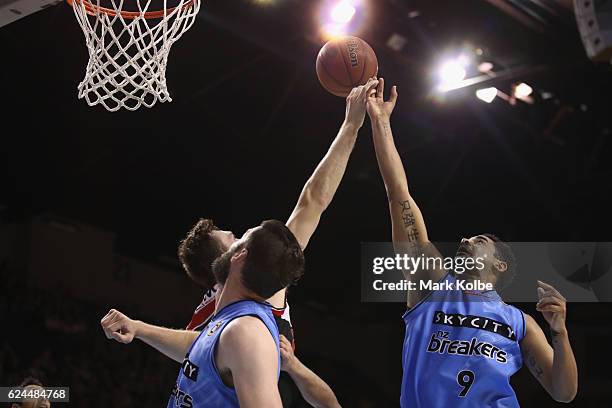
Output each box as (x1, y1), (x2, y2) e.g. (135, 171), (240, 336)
(366, 77), (398, 122)
(536, 281), (567, 334)
(344, 77), (380, 128)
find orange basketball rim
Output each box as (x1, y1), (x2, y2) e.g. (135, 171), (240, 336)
(67, 0), (202, 112)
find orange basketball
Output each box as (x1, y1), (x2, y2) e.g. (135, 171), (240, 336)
(316, 36), (379, 97)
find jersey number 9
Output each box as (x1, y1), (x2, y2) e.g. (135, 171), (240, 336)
(457, 370), (475, 397)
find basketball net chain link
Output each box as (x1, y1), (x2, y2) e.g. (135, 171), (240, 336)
(71, 0), (200, 111)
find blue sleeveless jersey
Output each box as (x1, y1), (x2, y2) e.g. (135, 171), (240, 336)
(401, 273), (526, 408)
(167, 300), (280, 408)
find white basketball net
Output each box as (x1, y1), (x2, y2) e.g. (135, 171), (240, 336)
(70, 0), (201, 111)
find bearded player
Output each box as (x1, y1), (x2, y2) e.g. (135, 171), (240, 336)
(367, 78), (578, 407)
(101, 78), (380, 407)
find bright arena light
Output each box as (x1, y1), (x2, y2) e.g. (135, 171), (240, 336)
(514, 83), (533, 98)
(321, 0), (361, 39)
(478, 62), (494, 73)
(476, 87), (498, 103)
(456, 54), (471, 67)
(322, 23), (348, 38)
(437, 60), (467, 91)
(330, 0), (356, 24)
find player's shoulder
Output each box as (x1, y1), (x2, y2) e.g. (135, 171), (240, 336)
(227, 315), (268, 329)
(504, 305), (531, 341)
(221, 316), (274, 348)
(216, 316), (278, 372)
(495, 297), (524, 315)
(521, 312), (538, 332)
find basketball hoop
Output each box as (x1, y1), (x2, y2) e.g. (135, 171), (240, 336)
(68, 0), (201, 111)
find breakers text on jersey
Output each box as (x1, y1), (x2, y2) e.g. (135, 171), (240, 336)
(426, 331), (508, 363)
(170, 383), (193, 408)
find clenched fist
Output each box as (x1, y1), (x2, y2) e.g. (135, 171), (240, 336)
(100, 309), (139, 344)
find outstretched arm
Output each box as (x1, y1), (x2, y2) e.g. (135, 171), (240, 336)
(367, 78), (445, 307)
(521, 281), (578, 403)
(268, 80), (379, 308)
(280, 335), (341, 408)
(100, 309), (198, 363)
(367, 79), (428, 245)
(286, 78), (379, 251)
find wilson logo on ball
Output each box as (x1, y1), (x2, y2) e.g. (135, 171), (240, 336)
(347, 39), (359, 67)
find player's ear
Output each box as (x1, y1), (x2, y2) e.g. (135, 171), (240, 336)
(231, 248), (248, 264)
(495, 260), (508, 273)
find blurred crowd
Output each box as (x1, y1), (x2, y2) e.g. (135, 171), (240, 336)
(0, 266), (178, 407)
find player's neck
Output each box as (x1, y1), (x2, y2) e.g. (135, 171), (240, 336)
(215, 274), (259, 312)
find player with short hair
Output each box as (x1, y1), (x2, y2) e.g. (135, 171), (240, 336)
(179, 219), (295, 349)
(9, 377), (50, 408)
(366, 78), (578, 407)
(171, 219), (303, 407)
(101, 78), (380, 407)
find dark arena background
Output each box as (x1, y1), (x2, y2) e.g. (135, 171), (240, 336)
(1, 0), (612, 407)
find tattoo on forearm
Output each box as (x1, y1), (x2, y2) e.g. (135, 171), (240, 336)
(551, 329), (564, 346)
(399, 200), (419, 241)
(407, 229), (420, 241)
(383, 121), (391, 138)
(524, 349), (544, 379)
(402, 212), (416, 227)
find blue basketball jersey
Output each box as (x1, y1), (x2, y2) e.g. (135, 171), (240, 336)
(401, 273), (526, 408)
(167, 299), (280, 408)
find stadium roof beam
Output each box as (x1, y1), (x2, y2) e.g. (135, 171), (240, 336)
(482, 0), (548, 35)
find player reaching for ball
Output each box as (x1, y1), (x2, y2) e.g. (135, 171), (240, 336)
(366, 78), (578, 407)
(101, 78), (380, 407)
